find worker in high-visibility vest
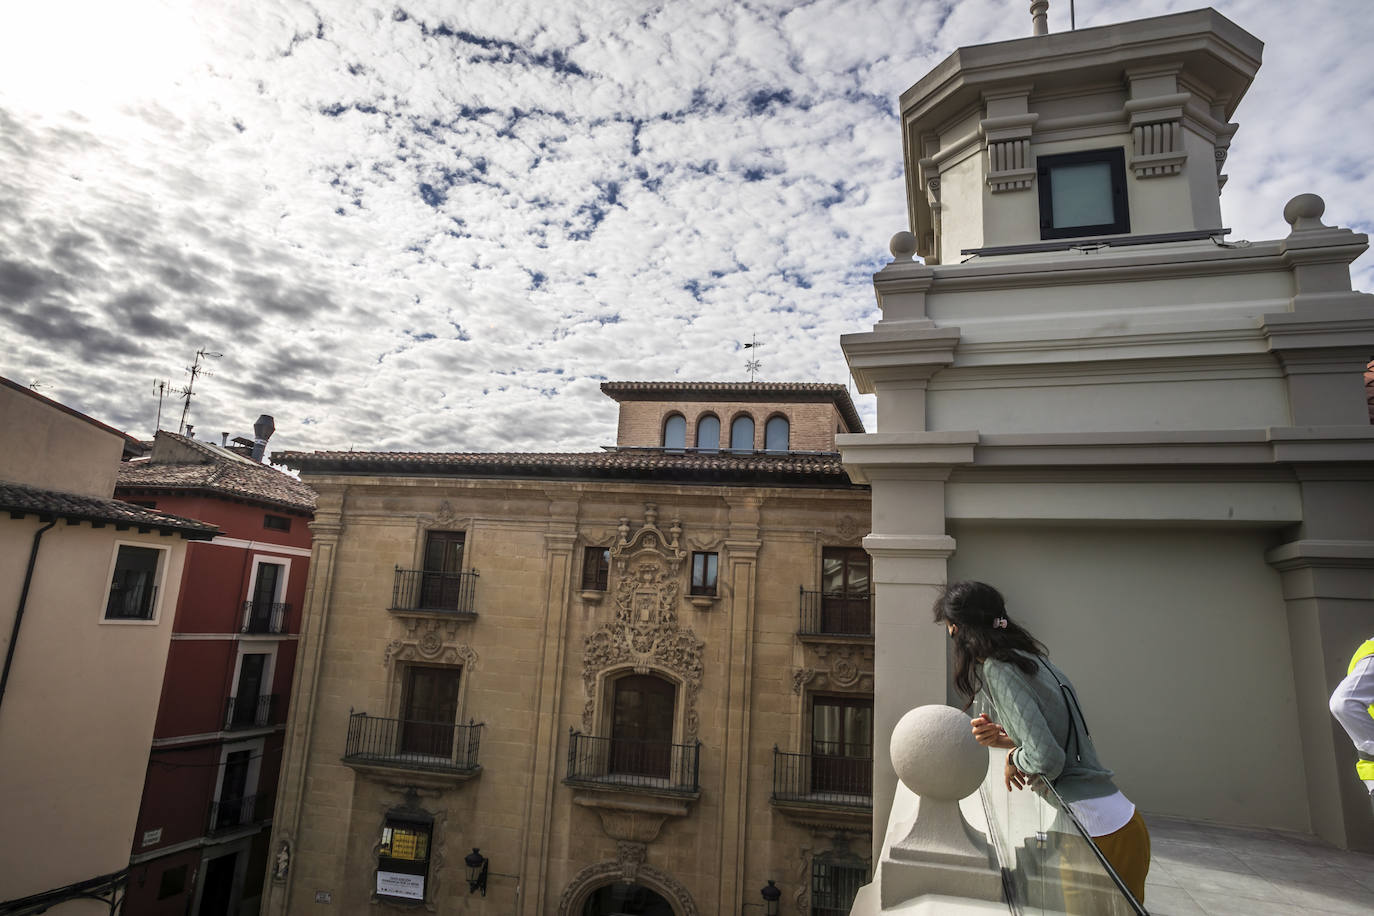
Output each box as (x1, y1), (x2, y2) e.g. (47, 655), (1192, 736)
(1329, 638), (1374, 813)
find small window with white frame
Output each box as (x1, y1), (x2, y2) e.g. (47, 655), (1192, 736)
(104, 543), (167, 622)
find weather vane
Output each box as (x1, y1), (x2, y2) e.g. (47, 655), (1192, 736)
(743, 334), (762, 382)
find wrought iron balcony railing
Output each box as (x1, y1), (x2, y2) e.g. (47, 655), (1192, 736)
(207, 792), (273, 834)
(224, 693), (278, 730)
(342, 711), (482, 772)
(390, 568), (479, 615)
(565, 730), (701, 794)
(771, 746), (872, 808)
(241, 600), (288, 634)
(799, 587), (873, 637)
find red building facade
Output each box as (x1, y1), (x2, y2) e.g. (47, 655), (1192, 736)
(116, 431), (314, 916)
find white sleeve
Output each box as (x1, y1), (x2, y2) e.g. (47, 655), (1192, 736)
(1329, 655), (1374, 757)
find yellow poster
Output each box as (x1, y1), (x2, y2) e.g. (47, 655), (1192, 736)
(390, 831), (418, 860)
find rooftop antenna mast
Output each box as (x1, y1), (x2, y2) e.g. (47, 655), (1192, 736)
(743, 334), (763, 382)
(177, 348), (222, 435)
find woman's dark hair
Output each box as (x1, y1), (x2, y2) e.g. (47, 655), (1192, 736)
(933, 580), (1047, 709)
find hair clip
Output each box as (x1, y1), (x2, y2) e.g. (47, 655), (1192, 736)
(993, 617), (1008, 629)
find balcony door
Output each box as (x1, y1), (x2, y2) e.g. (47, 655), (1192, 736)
(232, 653), (268, 727)
(218, 750), (251, 828)
(811, 696), (872, 796)
(821, 547), (871, 635)
(610, 675), (674, 779)
(400, 666), (461, 758)
(420, 531), (465, 610)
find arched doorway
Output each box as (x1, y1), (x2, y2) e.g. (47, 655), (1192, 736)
(582, 882), (674, 915)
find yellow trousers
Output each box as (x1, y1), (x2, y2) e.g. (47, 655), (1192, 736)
(1059, 810), (1151, 913)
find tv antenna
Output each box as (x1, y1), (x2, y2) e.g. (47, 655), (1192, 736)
(743, 334), (762, 382)
(176, 348), (222, 435)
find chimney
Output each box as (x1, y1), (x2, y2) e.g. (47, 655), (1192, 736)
(1030, 0), (1049, 35)
(185, 424), (195, 439)
(252, 414), (275, 462)
(221, 432), (230, 446)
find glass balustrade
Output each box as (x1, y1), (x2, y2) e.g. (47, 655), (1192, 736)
(977, 748), (1148, 915)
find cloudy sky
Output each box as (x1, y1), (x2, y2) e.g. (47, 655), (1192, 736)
(1, 0), (1370, 456)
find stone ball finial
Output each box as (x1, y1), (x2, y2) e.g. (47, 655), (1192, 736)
(1283, 193), (1328, 233)
(890, 704), (986, 802)
(889, 230), (918, 262)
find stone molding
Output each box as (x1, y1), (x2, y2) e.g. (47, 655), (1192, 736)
(581, 504), (705, 739)
(384, 621), (477, 670)
(792, 644), (874, 695)
(557, 859), (699, 916)
(980, 112), (1038, 192)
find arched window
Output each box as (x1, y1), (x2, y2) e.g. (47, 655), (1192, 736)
(729, 415), (754, 451)
(765, 415), (790, 452)
(695, 414), (720, 452)
(662, 414), (685, 450)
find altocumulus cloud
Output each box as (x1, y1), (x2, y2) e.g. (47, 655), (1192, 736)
(0, 0), (1369, 455)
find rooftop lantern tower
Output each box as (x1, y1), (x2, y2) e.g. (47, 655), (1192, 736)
(905, 7), (1262, 263)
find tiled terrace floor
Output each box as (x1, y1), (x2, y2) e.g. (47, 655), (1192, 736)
(1144, 814), (1373, 915)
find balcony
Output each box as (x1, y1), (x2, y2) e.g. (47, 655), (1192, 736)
(342, 712), (482, 787)
(207, 792), (273, 835)
(223, 694), (279, 731)
(770, 747), (872, 829)
(240, 600), (288, 634)
(799, 588), (873, 639)
(390, 568), (479, 617)
(565, 730), (701, 796)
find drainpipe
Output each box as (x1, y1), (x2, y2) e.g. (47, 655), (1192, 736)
(0, 518), (58, 720)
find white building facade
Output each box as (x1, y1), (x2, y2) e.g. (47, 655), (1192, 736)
(838, 7), (1374, 864)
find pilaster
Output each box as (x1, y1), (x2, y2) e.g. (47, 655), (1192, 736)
(265, 494), (345, 916)
(715, 494), (762, 915)
(517, 492), (580, 915)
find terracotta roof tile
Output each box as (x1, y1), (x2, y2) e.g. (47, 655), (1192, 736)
(117, 433), (316, 512)
(275, 448), (862, 488)
(0, 480), (218, 538)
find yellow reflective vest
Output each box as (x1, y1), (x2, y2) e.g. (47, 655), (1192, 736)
(1350, 639), (1374, 780)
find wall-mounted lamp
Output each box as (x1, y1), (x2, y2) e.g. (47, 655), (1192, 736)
(760, 879), (781, 916)
(464, 848), (488, 896)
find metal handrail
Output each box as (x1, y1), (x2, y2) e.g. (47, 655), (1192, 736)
(799, 587), (873, 637)
(224, 693), (278, 730)
(771, 746), (873, 807)
(390, 568), (479, 614)
(240, 600), (288, 634)
(342, 711), (482, 772)
(207, 792), (271, 834)
(566, 729), (701, 793)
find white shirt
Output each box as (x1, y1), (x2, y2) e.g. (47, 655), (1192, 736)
(1065, 790), (1136, 838)
(1329, 652), (1374, 758)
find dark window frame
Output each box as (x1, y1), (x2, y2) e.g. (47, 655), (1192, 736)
(376, 811), (435, 904)
(810, 859), (867, 916)
(690, 551), (719, 597)
(1036, 147), (1130, 240)
(104, 544), (163, 621)
(263, 514), (291, 531)
(157, 864), (188, 900)
(581, 546), (610, 591)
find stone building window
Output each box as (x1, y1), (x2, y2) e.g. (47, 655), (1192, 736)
(810, 857), (867, 916)
(695, 413), (720, 452)
(765, 415), (790, 452)
(662, 413), (686, 450)
(820, 547), (871, 635)
(1037, 148), (1130, 239)
(690, 551), (718, 596)
(730, 414), (755, 451)
(610, 674), (676, 779)
(811, 695), (873, 796)
(582, 546), (610, 591)
(400, 665), (462, 757)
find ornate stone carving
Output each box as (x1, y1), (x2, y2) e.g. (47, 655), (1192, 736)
(1130, 118), (1185, 177)
(836, 515), (862, 541)
(557, 860), (699, 916)
(616, 841), (647, 882)
(582, 505), (705, 739)
(383, 619), (477, 669)
(798, 646), (874, 693)
(435, 500), (456, 525)
(272, 836), (291, 883)
(980, 112), (1038, 192)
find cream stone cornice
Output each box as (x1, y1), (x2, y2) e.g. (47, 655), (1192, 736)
(838, 432), (977, 485)
(1266, 540), (1374, 572)
(968, 427), (1374, 467)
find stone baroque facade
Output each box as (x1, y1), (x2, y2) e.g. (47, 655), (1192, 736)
(263, 383), (875, 915)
